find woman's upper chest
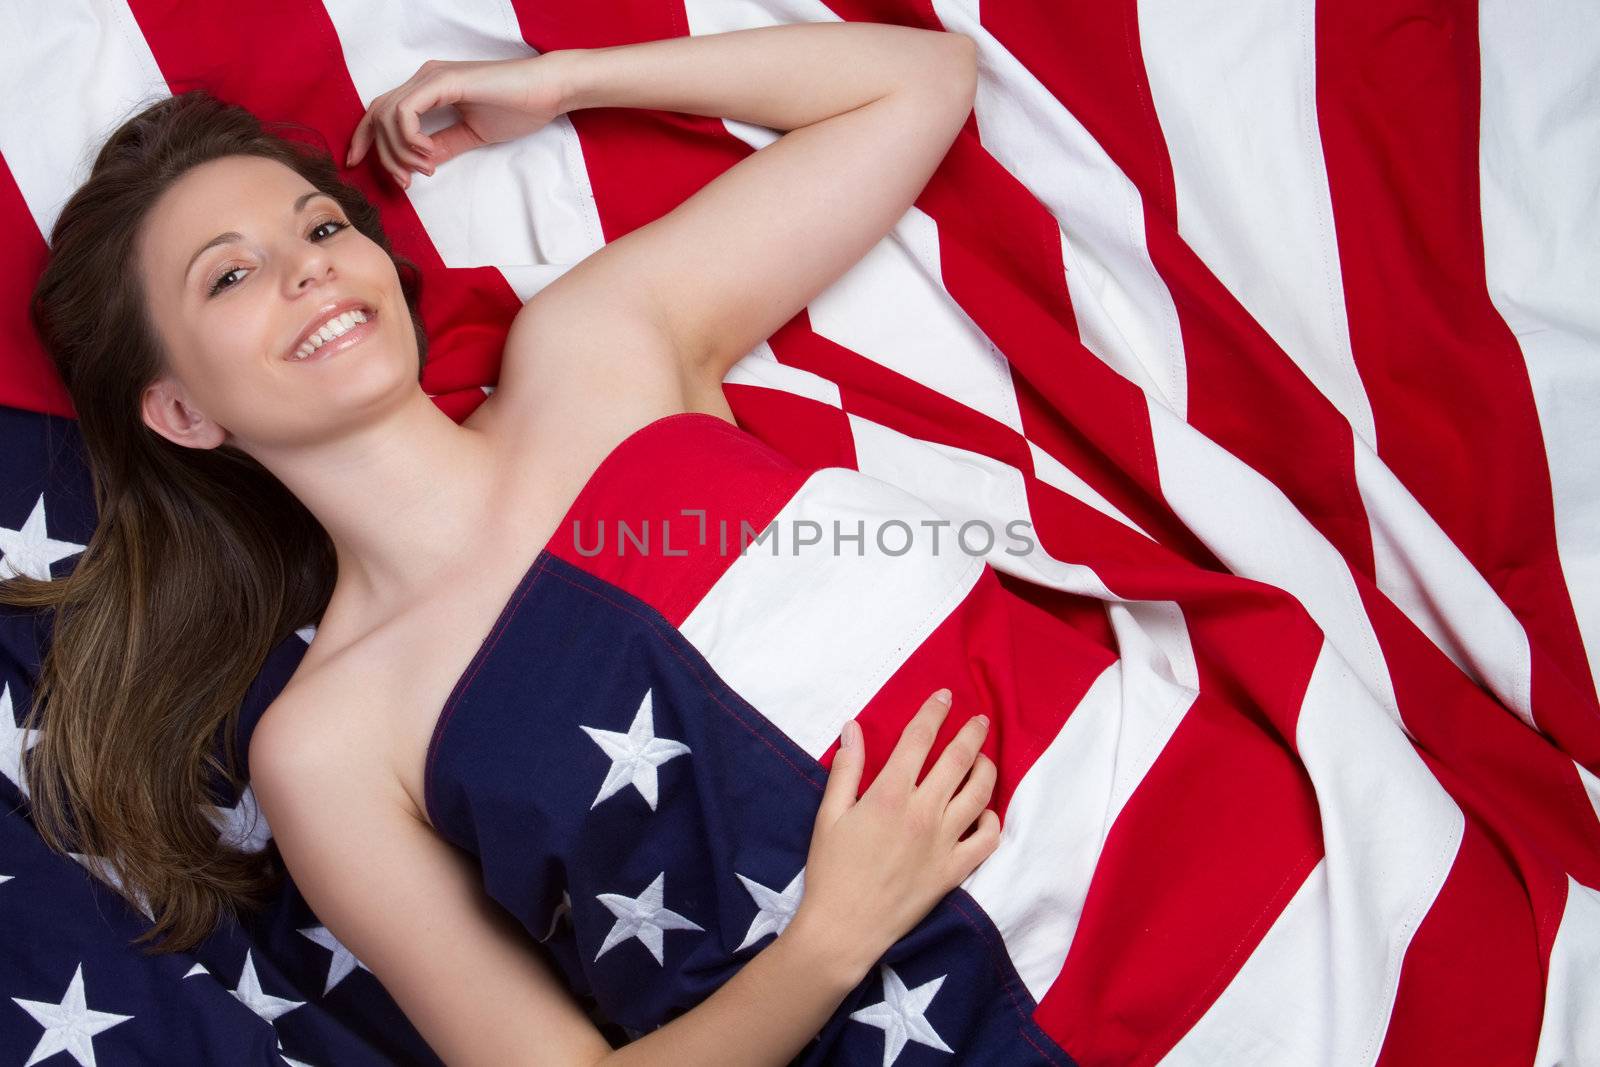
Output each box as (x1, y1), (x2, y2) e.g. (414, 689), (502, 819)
(292, 502), (560, 826)
(292, 390), (733, 825)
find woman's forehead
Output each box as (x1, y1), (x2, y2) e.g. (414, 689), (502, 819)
(141, 157), (318, 283)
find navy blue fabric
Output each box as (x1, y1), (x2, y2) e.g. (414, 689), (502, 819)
(427, 550), (1075, 1065)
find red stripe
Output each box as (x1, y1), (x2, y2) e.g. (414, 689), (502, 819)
(835, 561), (1116, 816)
(123, 0), (519, 420)
(1359, 578), (1594, 1061)
(1315, 0), (1600, 770)
(722, 382), (859, 472)
(1363, 581), (1600, 893)
(1036, 678), (1323, 1066)
(1374, 804), (1550, 1066)
(0, 153), (73, 417)
(546, 413), (808, 627)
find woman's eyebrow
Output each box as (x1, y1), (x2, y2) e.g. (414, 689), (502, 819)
(183, 190), (337, 285)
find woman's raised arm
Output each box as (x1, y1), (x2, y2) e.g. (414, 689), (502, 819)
(347, 24), (978, 403)
(538, 23), (978, 387)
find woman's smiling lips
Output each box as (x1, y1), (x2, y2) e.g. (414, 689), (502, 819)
(286, 307), (378, 364)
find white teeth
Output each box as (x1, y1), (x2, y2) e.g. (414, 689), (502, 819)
(291, 308), (369, 361)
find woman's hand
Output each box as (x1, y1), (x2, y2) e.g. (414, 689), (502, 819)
(788, 689), (1001, 978)
(345, 55), (567, 187)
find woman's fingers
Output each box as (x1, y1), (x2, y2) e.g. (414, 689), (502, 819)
(817, 719), (865, 825)
(398, 102), (435, 159)
(948, 807), (1003, 878)
(395, 71), (462, 156)
(348, 83), (438, 185)
(383, 125), (432, 178)
(371, 127), (406, 188)
(875, 690), (954, 794)
(346, 111), (371, 168)
(941, 750), (997, 840)
(920, 711), (989, 801)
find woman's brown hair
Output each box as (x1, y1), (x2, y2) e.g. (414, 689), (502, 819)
(0, 89), (430, 954)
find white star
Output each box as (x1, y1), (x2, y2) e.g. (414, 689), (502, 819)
(593, 871), (704, 965)
(298, 925), (373, 995)
(0, 494), (85, 581)
(228, 948), (304, 1023)
(539, 890), (573, 942)
(2, 681), (41, 800)
(579, 688), (691, 811)
(734, 867), (805, 951)
(67, 852), (154, 923)
(210, 783), (273, 852)
(11, 961), (133, 1067)
(848, 964), (954, 1067)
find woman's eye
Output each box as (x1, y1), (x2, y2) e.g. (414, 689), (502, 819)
(207, 267), (243, 297)
(205, 218), (349, 297)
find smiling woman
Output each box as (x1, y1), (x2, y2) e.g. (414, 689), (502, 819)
(5, 21), (993, 1066)
(0, 89), (432, 955)
(132, 153), (429, 454)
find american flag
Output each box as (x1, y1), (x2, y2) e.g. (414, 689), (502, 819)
(2, 1), (1598, 1064)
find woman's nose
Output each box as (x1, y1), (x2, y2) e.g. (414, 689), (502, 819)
(290, 255), (336, 294)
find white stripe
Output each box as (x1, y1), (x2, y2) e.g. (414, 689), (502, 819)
(1163, 638), (1464, 1066)
(1146, 396), (1398, 721)
(1575, 761), (1600, 830)
(959, 660), (1135, 999)
(808, 207), (1026, 435)
(1534, 877), (1600, 1067)
(961, 599), (1199, 999)
(934, 0), (1189, 418)
(1138, 0), (1372, 447)
(679, 467), (982, 759)
(723, 344), (844, 407)
(1028, 440), (1154, 541)
(324, 0), (603, 291)
(1354, 444), (1536, 728)
(1478, 0), (1600, 705)
(0, 0), (166, 235)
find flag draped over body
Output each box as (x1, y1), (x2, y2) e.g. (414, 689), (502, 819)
(1, 2), (1597, 1064)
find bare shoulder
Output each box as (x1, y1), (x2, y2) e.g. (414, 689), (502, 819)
(248, 648), (405, 803)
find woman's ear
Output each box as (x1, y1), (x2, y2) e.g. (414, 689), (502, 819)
(140, 375), (228, 450)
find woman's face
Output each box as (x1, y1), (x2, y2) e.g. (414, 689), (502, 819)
(136, 154), (413, 452)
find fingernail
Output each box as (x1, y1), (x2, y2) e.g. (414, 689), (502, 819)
(974, 714), (989, 728)
(933, 688), (952, 705)
(841, 720), (859, 748)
